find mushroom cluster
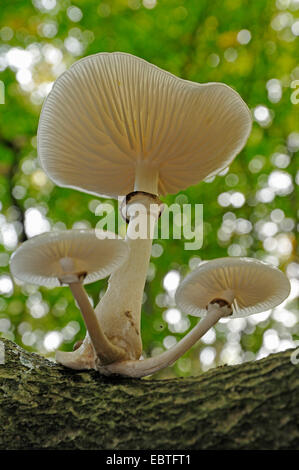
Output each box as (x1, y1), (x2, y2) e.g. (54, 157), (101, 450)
(10, 52), (290, 377)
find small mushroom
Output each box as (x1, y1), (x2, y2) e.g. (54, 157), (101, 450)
(175, 257), (291, 318)
(10, 229), (129, 367)
(37, 52), (252, 362)
(97, 257), (290, 377)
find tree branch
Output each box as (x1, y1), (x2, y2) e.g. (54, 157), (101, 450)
(0, 338), (298, 450)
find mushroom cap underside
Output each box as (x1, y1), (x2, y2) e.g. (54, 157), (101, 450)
(175, 257), (291, 318)
(38, 52), (252, 198)
(10, 229), (128, 287)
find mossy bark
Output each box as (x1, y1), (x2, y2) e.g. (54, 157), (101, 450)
(0, 338), (298, 450)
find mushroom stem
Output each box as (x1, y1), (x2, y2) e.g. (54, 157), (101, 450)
(97, 303), (231, 377)
(55, 339), (97, 370)
(95, 209), (159, 360)
(95, 167), (159, 361)
(68, 281), (125, 364)
(134, 162), (159, 194)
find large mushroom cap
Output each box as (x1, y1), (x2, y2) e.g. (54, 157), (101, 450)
(175, 257), (291, 318)
(10, 229), (129, 287)
(38, 52), (252, 198)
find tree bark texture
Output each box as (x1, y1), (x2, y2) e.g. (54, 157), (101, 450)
(0, 338), (298, 450)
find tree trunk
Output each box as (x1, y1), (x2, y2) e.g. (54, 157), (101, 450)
(0, 338), (298, 450)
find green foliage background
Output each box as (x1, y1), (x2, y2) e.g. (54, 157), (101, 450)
(0, 0), (298, 378)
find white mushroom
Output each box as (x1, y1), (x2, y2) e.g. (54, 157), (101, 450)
(10, 229), (129, 368)
(175, 257), (291, 318)
(37, 52), (252, 361)
(97, 257), (290, 377)
(38, 52), (252, 198)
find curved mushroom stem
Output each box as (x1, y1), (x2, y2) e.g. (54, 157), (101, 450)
(97, 303), (232, 378)
(95, 163), (160, 361)
(56, 336), (97, 370)
(68, 281), (126, 364)
(56, 257), (126, 366)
